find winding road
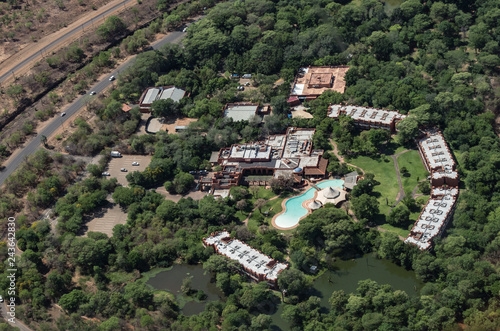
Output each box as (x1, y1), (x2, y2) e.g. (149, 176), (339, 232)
(0, 30), (187, 187)
(0, 0), (138, 85)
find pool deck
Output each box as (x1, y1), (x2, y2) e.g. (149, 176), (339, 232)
(271, 178), (345, 230)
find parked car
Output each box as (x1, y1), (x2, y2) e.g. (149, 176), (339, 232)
(109, 75), (115, 81)
(120, 168), (128, 172)
(132, 162), (140, 166)
(60, 112), (66, 117)
(89, 91), (96, 95)
(102, 172), (110, 176)
(0, 295), (3, 303)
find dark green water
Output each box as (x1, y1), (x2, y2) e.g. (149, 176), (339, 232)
(146, 264), (222, 316)
(146, 254), (422, 326)
(269, 254), (423, 330)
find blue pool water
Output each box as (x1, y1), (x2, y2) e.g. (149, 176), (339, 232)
(274, 179), (344, 229)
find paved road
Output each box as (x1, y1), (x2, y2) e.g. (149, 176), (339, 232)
(0, 0), (136, 84)
(1, 301), (32, 331)
(0, 31), (186, 187)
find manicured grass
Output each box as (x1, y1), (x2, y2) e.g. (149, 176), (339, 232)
(230, 186), (278, 223)
(252, 186), (277, 200)
(348, 155), (399, 215)
(379, 224), (410, 238)
(230, 186), (277, 203)
(397, 150), (428, 193)
(234, 210), (248, 222)
(247, 196), (285, 233)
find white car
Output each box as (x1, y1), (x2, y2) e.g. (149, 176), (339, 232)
(89, 91), (96, 95)
(60, 112), (66, 117)
(120, 168), (128, 172)
(0, 295), (3, 303)
(109, 75), (115, 81)
(132, 162), (140, 166)
(101, 172), (110, 176)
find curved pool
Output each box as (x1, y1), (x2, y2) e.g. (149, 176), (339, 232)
(274, 179), (344, 229)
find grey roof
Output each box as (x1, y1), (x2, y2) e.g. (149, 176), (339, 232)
(143, 88), (160, 105)
(323, 187), (340, 199)
(159, 87), (186, 103)
(209, 151), (220, 163)
(224, 105), (259, 122)
(236, 159), (278, 169)
(346, 171), (359, 178)
(309, 200), (323, 210)
(344, 171), (358, 190)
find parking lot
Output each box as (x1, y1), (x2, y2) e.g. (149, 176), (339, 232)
(83, 202), (127, 237)
(105, 155), (152, 186)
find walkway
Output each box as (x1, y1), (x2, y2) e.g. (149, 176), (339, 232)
(389, 149), (410, 211)
(328, 139), (365, 175)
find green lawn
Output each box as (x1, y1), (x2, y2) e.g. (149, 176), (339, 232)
(397, 150), (428, 193)
(247, 191), (297, 234)
(348, 155), (399, 216)
(230, 186), (278, 223)
(247, 196), (285, 233)
(379, 224), (410, 238)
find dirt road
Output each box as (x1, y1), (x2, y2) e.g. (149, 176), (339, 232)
(0, 0), (137, 86)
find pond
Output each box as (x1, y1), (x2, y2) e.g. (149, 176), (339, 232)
(146, 264), (222, 316)
(146, 255), (423, 327)
(269, 253), (423, 330)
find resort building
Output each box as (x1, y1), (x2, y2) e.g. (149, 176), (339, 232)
(405, 187), (458, 250)
(328, 104), (406, 133)
(222, 102), (271, 122)
(417, 130), (459, 187)
(139, 86), (187, 112)
(343, 171), (359, 191)
(204, 128), (328, 192)
(288, 66), (349, 104)
(406, 129), (459, 250)
(203, 231), (288, 288)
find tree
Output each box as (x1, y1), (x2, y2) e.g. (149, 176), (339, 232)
(203, 254), (241, 275)
(59, 289), (87, 313)
(254, 198), (266, 213)
(112, 186), (136, 206)
(418, 181), (431, 195)
(351, 194), (379, 221)
(249, 186), (260, 198)
(396, 116), (419, 145)
(270, 175), (294, 193)
(270, 95), (289, 115)
(99, 317), (122, 331)
(168, 172), (195, 194)
(387, 204), (410, 226)
(351, 173), (377, 197)
(236, 199), (247, 211)
(277, 268), (310, 296)
(151, 99), (180, 118)
(6, 84), (23, 100)
(97, 16), (127, 41)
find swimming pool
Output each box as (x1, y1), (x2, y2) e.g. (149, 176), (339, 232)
(274, 179), (345, 229)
